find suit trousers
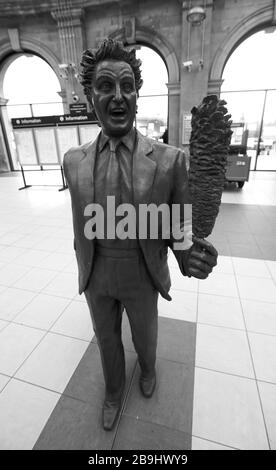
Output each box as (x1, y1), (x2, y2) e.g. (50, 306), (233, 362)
(84, 249), (159, 402)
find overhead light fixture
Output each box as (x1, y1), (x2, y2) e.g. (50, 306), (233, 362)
(187, 6), (206, 26)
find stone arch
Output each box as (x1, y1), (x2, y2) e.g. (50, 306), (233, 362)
(209, 4), (274, 88)
(0, 35), (64, 97)
(109, 26), (179, 83)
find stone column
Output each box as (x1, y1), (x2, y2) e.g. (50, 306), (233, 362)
(180, 0), (214, 152)
(0, 97), (14, 171)
(51, 7), (87, 107)
(167, 82), (180, 147)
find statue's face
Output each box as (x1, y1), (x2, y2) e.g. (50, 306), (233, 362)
(91, 59), (137, 137)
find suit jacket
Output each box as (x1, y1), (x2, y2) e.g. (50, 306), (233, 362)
(63, 130), (192, 301)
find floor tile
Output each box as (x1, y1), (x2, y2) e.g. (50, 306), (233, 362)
(232, 257), (271, 278)
(209, 241), (232, 257)
(124, 358), (194, 434)
(55, 238), (75, 254)
(0, 379), (59, 450)
(13, 267), (58, 292)
(231, 245), (264, 260)
(196, 324), (254, 378)
(158, 289), (197, 322)
(248, 333), (276, 383)
(50, 300), (94, 341)
(168, 253), (178, 269)
(237, 276), (276, 303)
(74, 293), (86, 302)
(0, 287), (36, 321)
(64, 343), (136, 408)
(192, 368), (269, 450)
(14, 249), (50, 267)
(0, 323), (45, 376)
(38, 252), (73, 271)
(0, 319), (8, 332)
(259, 246), (276, 261)
(266, 260), (276, 280)
(12, 233), (43, 249)
(15, 332), (89, 393)
(63, 259), (78, 274)
(226, 232), (256, 245)
(242, 299), (276, 336)
(215, 255), (234, 275)
(198, 273), (239, 298)
(0, 232), (26, 245)
(43, 272), (78, 298)
(198, 293), (244, 330)
(0, 263), (32, 287)
(32, 236), (65, 252)
(114, 416), (191, 450)
(170, 268), (199, 292)
(34, 395), (114, 450)
(157, 317), (196, 364)
(192, 436), (234, 450)
(0, 246), (27, 263)
(0, 374), (10, 392)
(258, 381), (276, 449)
(54, 227), (74, 240)
(15, 294), (70, 330)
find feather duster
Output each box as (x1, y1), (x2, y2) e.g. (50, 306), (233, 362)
(189, 94), (233, 239)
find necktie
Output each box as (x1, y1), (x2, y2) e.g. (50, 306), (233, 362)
(105, 139), (121, 206)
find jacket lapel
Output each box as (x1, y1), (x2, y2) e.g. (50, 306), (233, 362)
(133, 130), (157, 206)
(77, 136), (99, 209)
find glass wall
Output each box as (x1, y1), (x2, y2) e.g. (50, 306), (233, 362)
(221, 90), (266, 170)
(221, 29), (276, 171)
(1, 54), (63, 169)
(257, 90), (276, 171)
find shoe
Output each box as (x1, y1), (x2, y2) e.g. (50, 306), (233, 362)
(102, 400), (121, 431)
(139, 372), (156, 398)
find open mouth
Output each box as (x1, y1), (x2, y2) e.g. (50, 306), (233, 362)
(110, 108), (127, 118)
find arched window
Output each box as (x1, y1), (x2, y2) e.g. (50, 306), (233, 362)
(0, 54), (64, 169)
(3, 54), (63, 118)
(135, 46), (168, 142)
(221, 29), (276, 171)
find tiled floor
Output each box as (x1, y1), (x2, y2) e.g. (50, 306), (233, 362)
(0, 172), (276, 449)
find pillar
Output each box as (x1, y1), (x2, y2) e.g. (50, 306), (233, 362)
(180, 0), (214, 152)
(167, 82), (181, 147)
(51, 6), (87, 107)
(0, 97), (14, 171)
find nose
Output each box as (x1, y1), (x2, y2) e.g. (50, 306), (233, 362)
(114, 83), (123, 103)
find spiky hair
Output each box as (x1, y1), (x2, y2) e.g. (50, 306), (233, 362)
(80, 38), (143, 107)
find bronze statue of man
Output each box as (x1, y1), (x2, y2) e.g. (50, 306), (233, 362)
(63, 38), (218, 431)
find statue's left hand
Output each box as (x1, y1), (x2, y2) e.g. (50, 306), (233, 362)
(186, 237), (218, 279)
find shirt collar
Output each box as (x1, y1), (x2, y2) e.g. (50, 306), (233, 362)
(98, 127), (136, 153)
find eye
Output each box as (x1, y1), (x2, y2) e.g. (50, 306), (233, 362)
(122, 82), (134, 92)
(98, 81), (112, 92)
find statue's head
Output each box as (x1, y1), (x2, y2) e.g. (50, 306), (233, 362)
(80, 38), (143, 137)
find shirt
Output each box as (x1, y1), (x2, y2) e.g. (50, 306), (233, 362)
(94, 127), (138, 250)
